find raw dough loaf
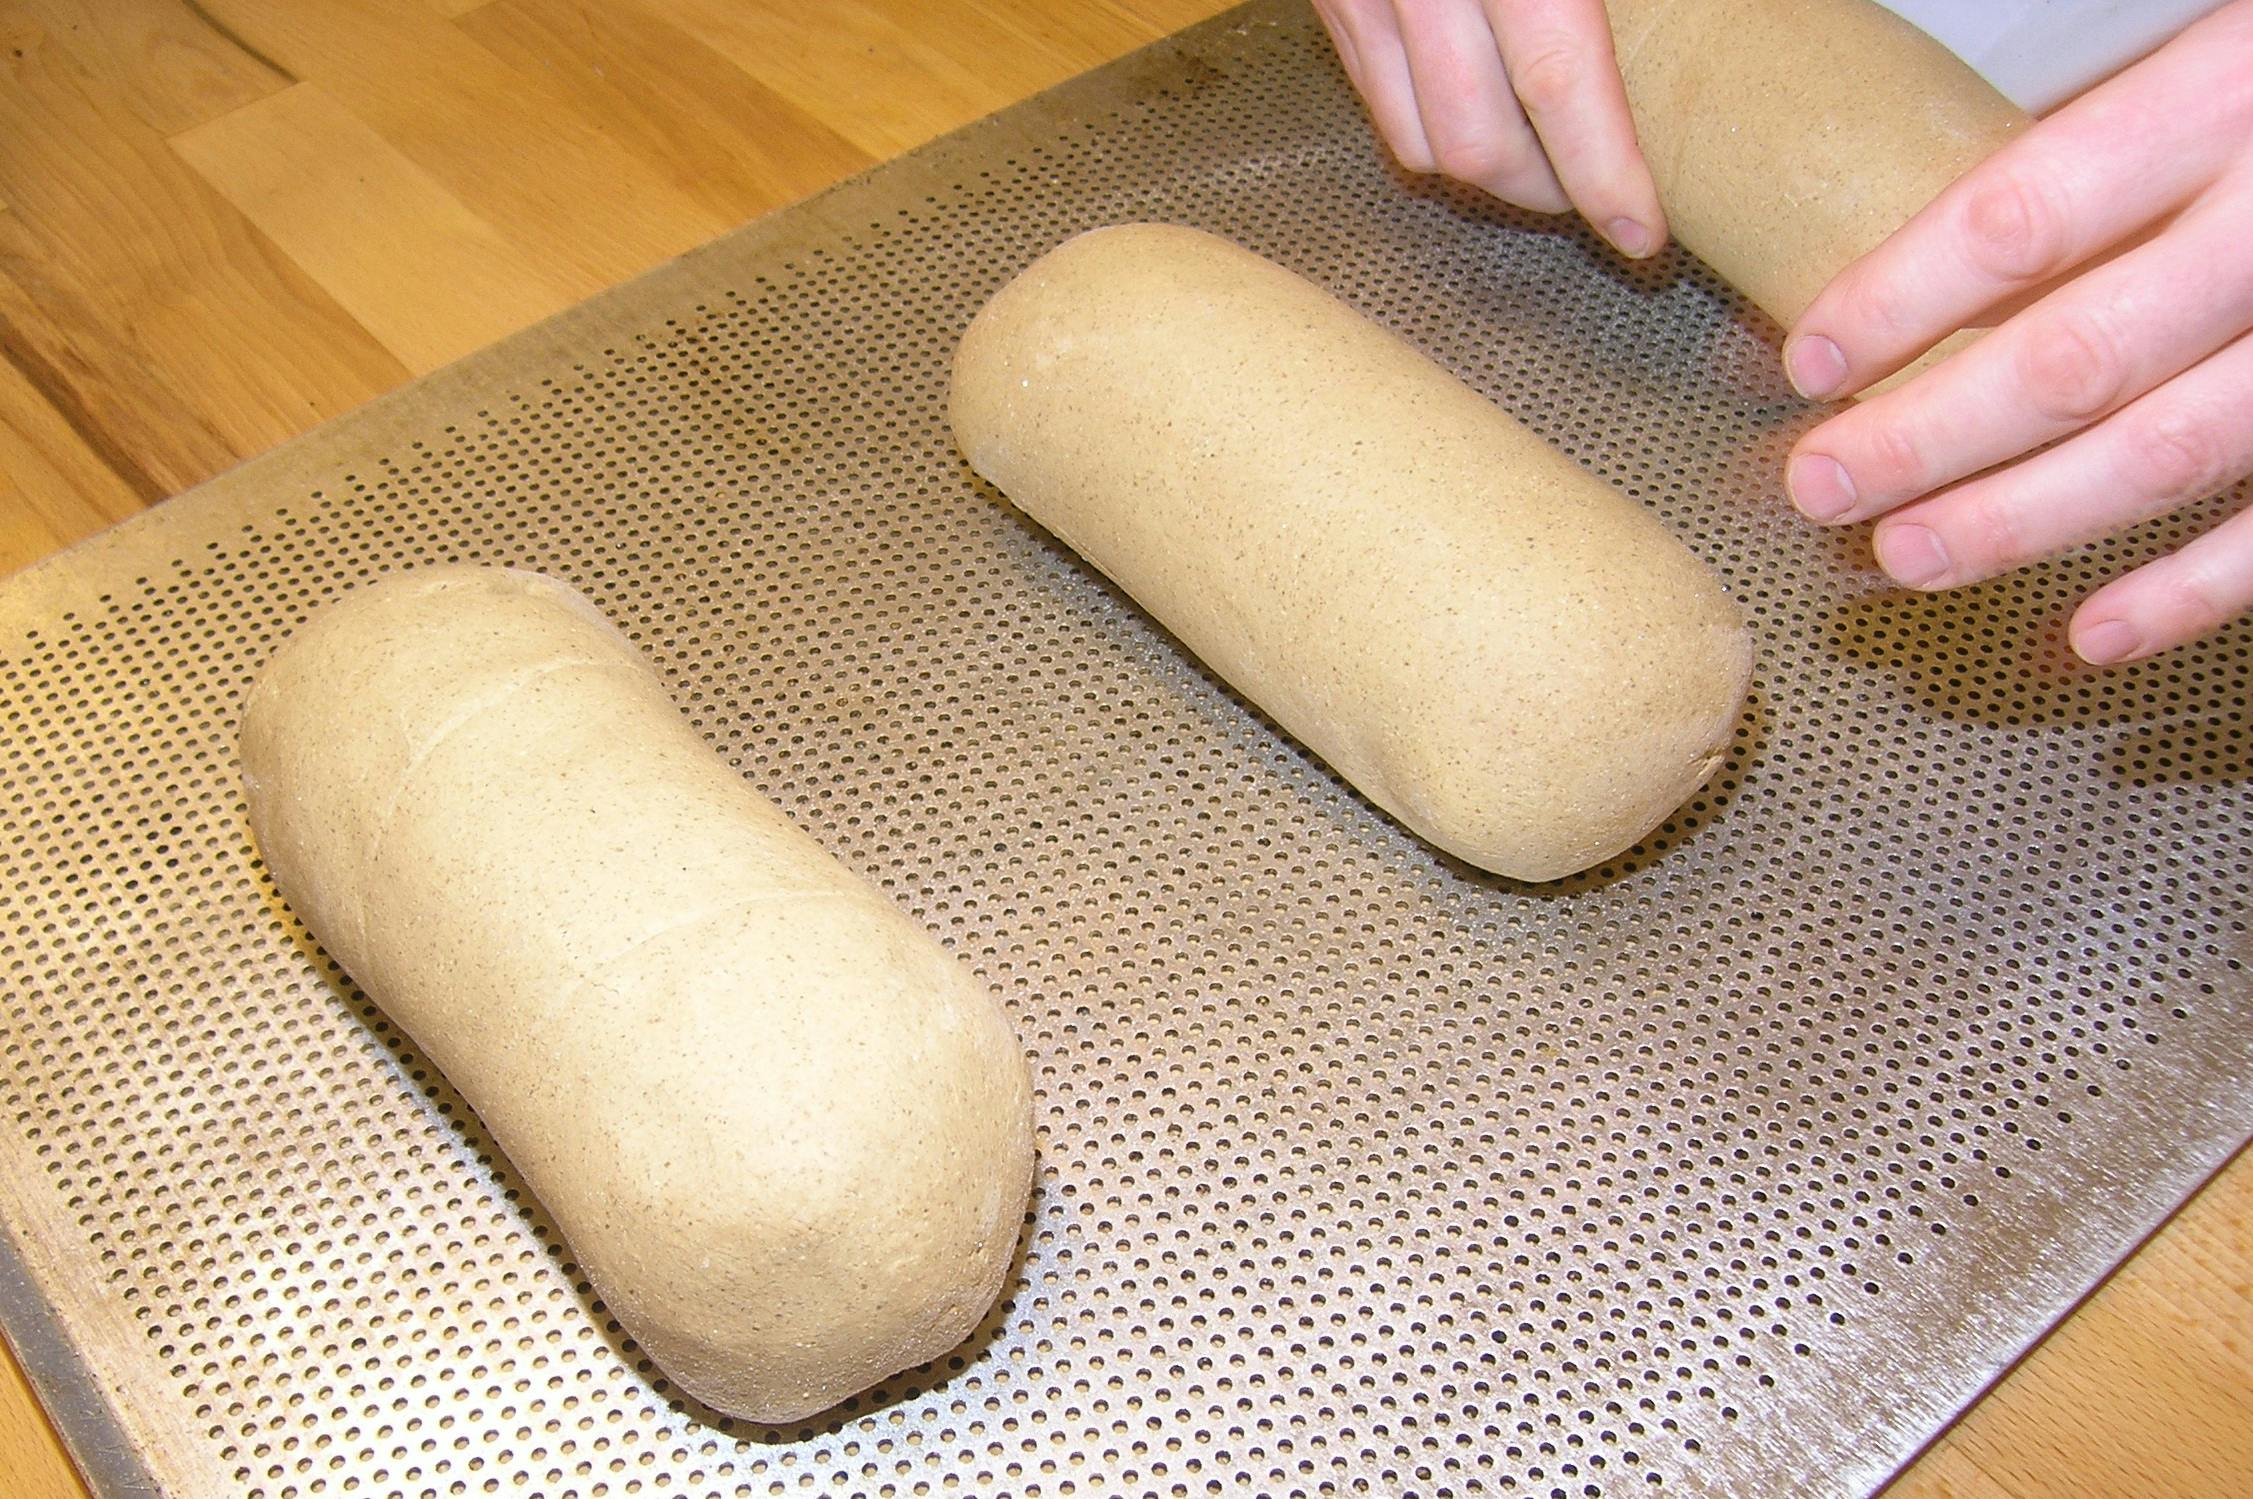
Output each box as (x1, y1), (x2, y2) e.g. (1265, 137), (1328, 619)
(951, 223), (1753, 881)
(240, 565), (1035, 1424)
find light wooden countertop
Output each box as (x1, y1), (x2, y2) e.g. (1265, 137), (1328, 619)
(1, 2), (2246, 1494)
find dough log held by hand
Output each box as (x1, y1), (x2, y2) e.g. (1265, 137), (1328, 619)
(1608, 0), (2029, 383)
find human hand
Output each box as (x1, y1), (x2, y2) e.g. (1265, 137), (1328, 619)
(1781, 0), (2253, 665)
(1312, 0), (1665, 258)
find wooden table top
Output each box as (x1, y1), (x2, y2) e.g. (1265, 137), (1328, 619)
(1, 3), (2246, 1495)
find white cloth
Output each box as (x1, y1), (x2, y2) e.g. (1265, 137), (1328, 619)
(1877, 0), (2228, 111)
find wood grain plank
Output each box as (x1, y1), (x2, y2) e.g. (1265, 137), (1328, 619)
(1889, 1149), (2253, 1498)
(975, 0), (1208, 77)
(454, 0), (873, 231)
(11, 0), (291, 136)
(198, 0), (733, 286)
(0, 7), (406, 501)
(1104, 0), (1246, 30)
(1893, 1441), (2014, 1499)
(0, 1336), (79, 1499)
(0, 340), (145, 575)
(174, 81), (595, 374)
(645, 0), (1155, 159)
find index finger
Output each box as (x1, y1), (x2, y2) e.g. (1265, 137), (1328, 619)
(1785, 17), (2243, 398)
(1488, 0), (1667, 255)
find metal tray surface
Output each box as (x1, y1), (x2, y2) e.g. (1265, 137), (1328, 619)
(2, 3), (2249, 1495)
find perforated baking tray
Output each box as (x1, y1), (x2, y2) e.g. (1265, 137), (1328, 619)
(4, 4), (2249, 1496)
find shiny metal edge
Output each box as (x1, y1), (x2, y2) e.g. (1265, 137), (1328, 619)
(0, 1204), (165, 1496)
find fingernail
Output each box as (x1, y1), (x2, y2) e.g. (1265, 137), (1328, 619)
(2074, 618), (2145, 665)
(1786, 453), (1858, 522)
(1874, 523), (1951, 588)
(1607, 217), (1653, 258)
(1786, 335), (1848, 400)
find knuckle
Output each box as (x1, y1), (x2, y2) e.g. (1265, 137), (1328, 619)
(1839, 273), (1918, 344)
(1953, 493), (2024, 573)
(2214, 14), (2253, 123)
(2018, 312), (2128, 423)
(2151, 561), (2229, 632)
(1392, 131), (1438, 173)
(1962, 170), (2073, 284)
(2228, 68), (2253, 133)
(1865, 419), (1932, 497)
(1317, 0), (1383, 45)
(2128, 406), (2230, 500)
(1429, 127), (1541, 194)
(1509, 40), (1585, 118)
(1428, 130), (1510, 184)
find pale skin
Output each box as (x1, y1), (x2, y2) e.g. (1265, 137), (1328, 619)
(1315, 0), (2253, 664)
